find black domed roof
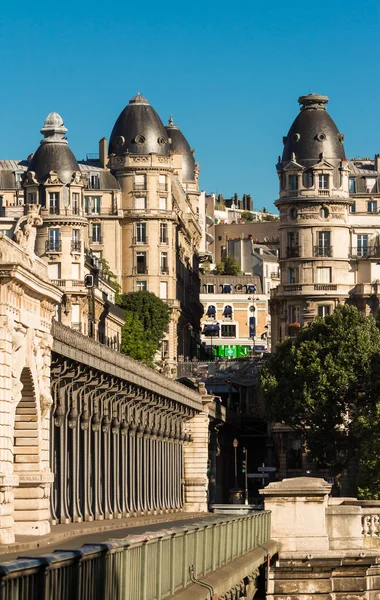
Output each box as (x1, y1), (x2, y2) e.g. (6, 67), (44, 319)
(28, 113), (80, 184)
(109, 93), (170, 156)
(166, 116), (195, 182)
(282, 94), (345, 167)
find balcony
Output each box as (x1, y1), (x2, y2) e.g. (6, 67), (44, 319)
(350, 246), (380, 259)
(91, 236), (103, 245)
(71, 241), (82, 253)
(314, 284), (337, 291)
(49, 207), (60, 215)
(133, 236), (148, 245)
(286, 246), (300, 258)
(314, 246), (333, 257)
(160, 266), (169, 274)
(283, 284), (303, 292)
(45, 240), (62, 253)
(133, 266), (148, 275)
(133, 183), (147, 191)
(318, 190), (330, 196)
(158, 183), (168, 192)
(159, 237), (169, 245)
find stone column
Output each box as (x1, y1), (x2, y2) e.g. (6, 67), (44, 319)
(260, 477), (332, 552)
(183, 390), (212, 512)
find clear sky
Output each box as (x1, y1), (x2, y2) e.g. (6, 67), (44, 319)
(0, 0), (379, 211)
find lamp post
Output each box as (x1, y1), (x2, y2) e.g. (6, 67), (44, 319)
(233, 438), (238, 488)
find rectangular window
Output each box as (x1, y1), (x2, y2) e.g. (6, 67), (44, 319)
(27, 192), (37, 204)
(366, 178), (377, 193)
(14, 171), (23, 189)
(207, 284), (215, 293)
(136, 252), (147, 274)
(48, 263), (61, 279)
(160, 222), (168, 244)
(316, 231), (331, 256)
(317, 266), (332, 283)
(161, 339), (169, 359)
(49, 192), (60, 215)
(221, 324), (236, 337)
(134, 174), (146, 189)
(350, 201), (356, 213)
(136, 222), (147, 243)
(318, 174), (329, 189)
(71, 229), (81, 252)
(288, 175), (298, 191)
(287, 231), (299, 257)
(349, 178), (356, 193)
(159, 281), (168, 299)
(48, 228), (60, 251)
(159, 174), (167, 191)
(71, 304), (81, 329)
(85, 196), (101, 214)
(92, 223), (102, 243)
(318, 305), (331, 318)
(135, 197), (146, 210)
(160, 252), (169, 274)
(357, 234), (369, 257)
(159, 197), (167, 210)
(288, 305), (300, 323)
(288, 267), (297, 284)
(136, 280), (147, 291)
(71, 263), (80, 280)
(72, 192), (80, 215)
(368, 200), (378, 213)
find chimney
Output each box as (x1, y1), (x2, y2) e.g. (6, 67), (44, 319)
(375, 154), (380, 172)
(99, 137), (107, 168)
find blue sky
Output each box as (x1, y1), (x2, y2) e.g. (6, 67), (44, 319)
(0, 0), (379, 211)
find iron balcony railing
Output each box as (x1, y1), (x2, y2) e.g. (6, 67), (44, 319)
(314, 245), (333, 257)
(133, 265), (148, 274)
(286, 245), (300, 258)
(45, 240), (62, 253)
(351, 246), (380, 258)
(49, 206), (60, 215)
(159, 237), (169, 244)
(160, 266), (169, 274)
(0, 512), (271, 600)
(71, 241), (81, 252)
(133, 236), (148, 244)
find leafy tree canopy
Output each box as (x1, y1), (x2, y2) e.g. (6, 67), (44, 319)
(117, 291), (170, 363)
(258, 305), (380, 482)
(215, 254), (241, 276)
(242, 211), (255, 222)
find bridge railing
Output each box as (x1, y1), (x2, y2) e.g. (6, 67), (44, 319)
(0, 512), (271, 600)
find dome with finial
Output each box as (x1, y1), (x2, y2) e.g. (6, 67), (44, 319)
(282, 94), (346, 167)
(28, 112), (80, 184)
(109, 94), (170, 156)
(166, 115), (196, 182)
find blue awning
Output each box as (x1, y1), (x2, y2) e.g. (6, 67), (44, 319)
(224, 306), (232, 314)
(207, 305), (216, 314)
(223, 284), (232, 293)
(203, 324), (220, 335)
(247, 285), (256, 293)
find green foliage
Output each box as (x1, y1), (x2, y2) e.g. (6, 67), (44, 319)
(242, 211), (255, 222)
(99, 257), (121, 297)
(258, 305), (380, 479)
(215, 254), (241, 276)
(117, 291), (170, 364)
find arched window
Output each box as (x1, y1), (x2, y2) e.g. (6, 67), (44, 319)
(206, 305), (216, 318)
(223, 305), (233, 318)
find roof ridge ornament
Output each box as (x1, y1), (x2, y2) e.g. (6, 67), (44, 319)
(298, 93), (329, 112)
(40, 112), (68, 145)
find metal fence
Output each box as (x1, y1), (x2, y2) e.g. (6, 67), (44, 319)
(0, 512), (271, 600)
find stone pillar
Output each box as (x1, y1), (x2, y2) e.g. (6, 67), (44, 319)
(260, 477), (332, 552)
(183, 392), (211, 512)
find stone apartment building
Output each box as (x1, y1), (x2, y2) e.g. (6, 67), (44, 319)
(0, 94), (203, 362)
(271, 93), (380, 345)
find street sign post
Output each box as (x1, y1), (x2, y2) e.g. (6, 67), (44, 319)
(257, 467), (277, 472)
(247, 473), (269, 478)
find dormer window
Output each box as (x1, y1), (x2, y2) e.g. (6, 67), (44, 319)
(318, 174), (329, 190)
(288, 175), (298, 191)
(222, 284), (232, 293)
(349, 178), (356, 193)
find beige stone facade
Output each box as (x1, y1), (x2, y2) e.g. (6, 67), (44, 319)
(271, 94), (380, 345)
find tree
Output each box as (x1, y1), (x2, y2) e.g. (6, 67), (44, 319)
(214, 254), (241, 276)
(117, 291), (170, 363)
(258, 305), (380, 479)
(242, 211), (254, 222)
